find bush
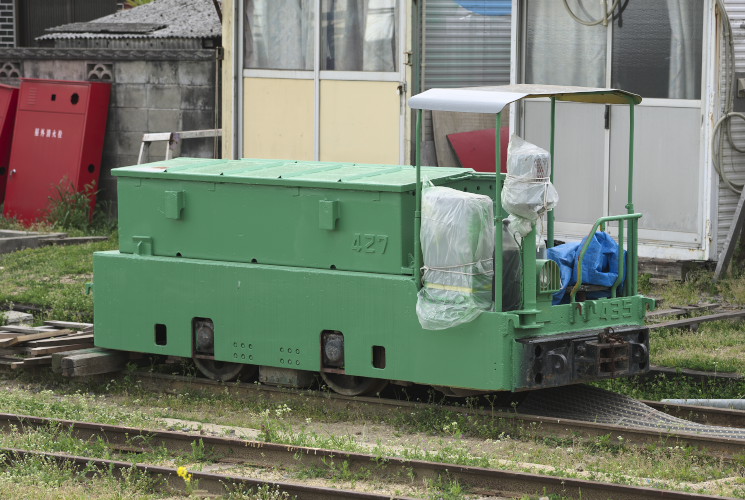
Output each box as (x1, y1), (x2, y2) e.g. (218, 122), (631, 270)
(45, 179), (114, 235)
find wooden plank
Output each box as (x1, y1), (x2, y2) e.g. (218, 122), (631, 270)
(24, 343), (94, 356)
(0, 329), (73, 348)
(0, 325), (57, 334)
(25, 334), (94, 347)
(19, 355), (52, 366)
(716, 183), (745, 280)
(0, 357), (23, 368)
(650, 310), (745, 330)
(60, 349), (129, 377)
(52, 348), (104, 374)
(43, 321), (93, 330)
(0, 333), (21, 339)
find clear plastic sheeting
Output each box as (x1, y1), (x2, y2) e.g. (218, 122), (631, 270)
(501, 135), (558, 239)
(417, 186), (494, 330)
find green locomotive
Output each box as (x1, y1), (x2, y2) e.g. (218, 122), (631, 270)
(93, 85), (654, 396)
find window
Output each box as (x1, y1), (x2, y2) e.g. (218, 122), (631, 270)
(611, 0), (703, 99)
(244, 0), (315, 70)
(525, 0), (704, 100)
(321, 0), (397, 72)
(244, 0), (398, 73)
(525, 0), (607, 87)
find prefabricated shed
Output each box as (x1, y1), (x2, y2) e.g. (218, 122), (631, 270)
(511, 0), (745, 263)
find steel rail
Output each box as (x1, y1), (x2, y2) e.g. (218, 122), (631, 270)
(0, 415), (729, 500)
(647, 308), (745, 330)
(0, 447), (403, 499)
(128, 373), (745, 459)
(643, 399), (745, 429)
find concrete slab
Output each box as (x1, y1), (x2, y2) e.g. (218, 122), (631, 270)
(3, 310), (33, 325)
(0, 230), (67, 254)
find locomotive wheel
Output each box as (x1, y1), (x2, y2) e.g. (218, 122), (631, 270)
(194, 358), (252, 382)
(320, 372), (388, 396)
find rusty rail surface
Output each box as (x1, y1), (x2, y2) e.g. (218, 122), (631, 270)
(0, 415), (730, 500)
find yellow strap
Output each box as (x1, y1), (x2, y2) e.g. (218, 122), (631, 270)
(425, 283), (492, 294)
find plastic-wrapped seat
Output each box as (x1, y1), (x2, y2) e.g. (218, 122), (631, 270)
(416, 185), (494, 330)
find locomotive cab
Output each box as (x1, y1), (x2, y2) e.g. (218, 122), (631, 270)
(409, 84), (654, 391)
(92, 84), (654, 396)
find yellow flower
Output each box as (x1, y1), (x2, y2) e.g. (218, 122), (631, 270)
(177, 466), (192, 482)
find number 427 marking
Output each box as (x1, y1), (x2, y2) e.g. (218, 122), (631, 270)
(352, 233), (388, 254)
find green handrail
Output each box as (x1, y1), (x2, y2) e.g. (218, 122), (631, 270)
(569, 213), (642, 303)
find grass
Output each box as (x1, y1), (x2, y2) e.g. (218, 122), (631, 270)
(0, 454), (163, 499)
(596, 373), (745, 401)
(651, 320), (745, 373)
(1, 369), (744, 498)
(0, 236), (117, 322)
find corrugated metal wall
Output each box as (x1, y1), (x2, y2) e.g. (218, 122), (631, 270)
(716, 1), (745, 255)
(421, 0), (511, 164)
(422, 0), (511, 88)
(16, 0), (118, 47)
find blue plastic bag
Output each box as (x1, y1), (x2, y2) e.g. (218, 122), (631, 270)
(547, 232), (623, 304)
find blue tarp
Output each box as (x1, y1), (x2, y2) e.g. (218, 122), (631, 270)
(547, 232), (623, 304)
(454, 1), (511, 16)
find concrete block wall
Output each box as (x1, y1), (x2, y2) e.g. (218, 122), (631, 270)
(0, 0), (14, 47)
(17, 57), (219, 208)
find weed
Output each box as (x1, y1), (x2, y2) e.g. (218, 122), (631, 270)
(586, 434), (626, 455)
(190, 438), (212, 462)
(655, 269), (718, 307)
(45, 179), (106, 234)
(638, 272), (652, 295)
(426, 474), (465, 500)
(225, 483), (294, 499)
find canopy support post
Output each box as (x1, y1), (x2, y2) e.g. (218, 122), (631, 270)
(495, 111), (503, 312)
(626, 99), (637, 296)
(547, 96), (556, 248)
(414, 109), (423, 289)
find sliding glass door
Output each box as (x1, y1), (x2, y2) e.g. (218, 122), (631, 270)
(521, 0), (705, 249)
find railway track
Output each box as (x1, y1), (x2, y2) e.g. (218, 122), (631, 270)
(0, 447), (402, 499)
(130, 372), (745, 459)
(0, 412), (732, 500)
(643, 399), (745, 428)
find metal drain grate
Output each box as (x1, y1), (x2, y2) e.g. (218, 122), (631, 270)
(518, 384), (745, 439)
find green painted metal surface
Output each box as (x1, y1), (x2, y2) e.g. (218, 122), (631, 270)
(115, 158), (470, 192)
(93, 250), (651, 391)
(115, 158), (477, 276)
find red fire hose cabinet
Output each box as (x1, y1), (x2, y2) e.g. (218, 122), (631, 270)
(0, 84), (19, 203)
(3, 79), (111, 223)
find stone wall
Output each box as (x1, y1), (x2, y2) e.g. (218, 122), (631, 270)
(0, 48), (220, 209)
(0, 0), (14, 48)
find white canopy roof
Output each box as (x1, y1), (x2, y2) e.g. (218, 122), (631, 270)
(409, 84), (642, 114)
